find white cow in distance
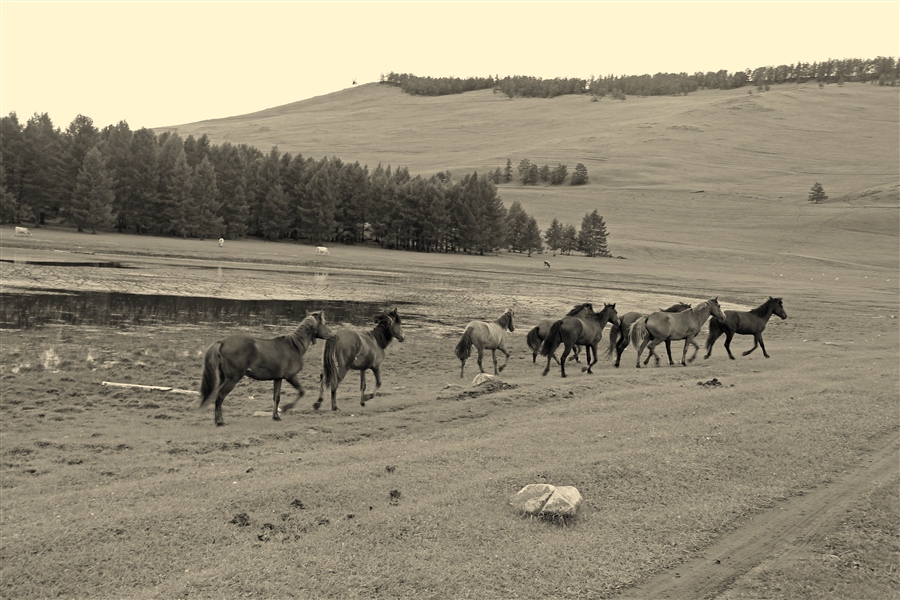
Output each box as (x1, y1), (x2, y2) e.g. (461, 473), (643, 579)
(14, 226), (32, 236)
(316, 246), (329, 256)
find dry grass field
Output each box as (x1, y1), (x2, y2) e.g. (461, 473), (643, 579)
(1, 82), (898, 599)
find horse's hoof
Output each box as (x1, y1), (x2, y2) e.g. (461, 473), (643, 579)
(216, 422), (225, 427)
(581, 367), (588, 373)
(333, 406), (340, 411)
(273, 414), (281, 421)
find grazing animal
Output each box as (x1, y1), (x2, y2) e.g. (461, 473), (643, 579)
(316, 246), (329, 256)
(705, 297), (787, 360)
(218, 237), (224, 247)
(199, 311), (334, 426)
(605, 302), (692, 367)
(14, 226), (31, 236)
(526, 303), (593, 365)
(543, 260), (551, 268)
(455, 309), (515, 378)
(541, 303), (618, 378)
(631, 298), (726, 368)
(315, 308), (404, 411)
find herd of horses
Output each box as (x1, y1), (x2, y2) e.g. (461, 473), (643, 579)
(198, 298), (787, 426)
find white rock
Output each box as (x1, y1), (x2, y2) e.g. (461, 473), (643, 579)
(511, 484), (582, 517)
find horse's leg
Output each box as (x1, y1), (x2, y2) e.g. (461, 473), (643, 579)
(491, 348), (499, 375)
(645, 340), (662, 366)
(582, 344), (598, 374)
(213, 375), (241, 426)
(476, 346), (486, 374)
(705, 329), (722, 359)
(497, 344), (510, 373)
(542, 352), (553, 377)
(459, 357), (466, 378)
(558, 343), (571, 377)
(281, 374), (304, 413)
(664, 340), (674, 365)
(724, 331), (736, 360)
(359, 370), (367, 406)
(743, 334), (766, 357)
(572, 345), (580, 363)
(687, 338), (700, 363)
(314, 372), (327, 410)
(271, 378), (283, 421)
(367, 366), (383, 402)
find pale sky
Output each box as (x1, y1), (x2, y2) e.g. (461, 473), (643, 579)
(2, 1), (898, 130)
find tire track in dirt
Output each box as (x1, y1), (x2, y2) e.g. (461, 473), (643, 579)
(618, 429), (899, 600)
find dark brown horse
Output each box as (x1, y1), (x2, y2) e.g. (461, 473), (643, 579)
(525, 303), (594, 365)
(315, 308), (405, 411)
(605, 302), (692, 367)
(199, 311), (334, 426)
(631, 298), (725, 368)
(705, 297), (787, 360)
(455, 309), (515, 378)
(541, 303), (617, 377)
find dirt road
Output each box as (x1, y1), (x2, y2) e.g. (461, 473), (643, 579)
(619, 429), (899, 599)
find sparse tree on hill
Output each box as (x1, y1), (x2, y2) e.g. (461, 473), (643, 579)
(539, 164), (551, 182)
(808, 182), (828, 204)
(571, 163), (588, 185)
(544, 218), (564, 253)
(503, 159), (513, 182)
(550, 163), (568, 185)
(578, 210), (610, 257)
(560, 223), (578, 255)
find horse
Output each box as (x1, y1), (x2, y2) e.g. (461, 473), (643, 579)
(605, 302), (692, 368)
(705, 297), (787, 360)
(525, 303), (593, 365)
(541, 303), (618, 378)
(455, 309), (515, 378)
(316, 246), (329, 256)
(199, 311), (334, 426)
(631, 298), (726, 368)
(543, 260), (551, 268)
(14, 226), (31, 236)
(315, 308), (404, 411)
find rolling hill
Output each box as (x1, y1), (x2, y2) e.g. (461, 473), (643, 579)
(158, 82), (899, 269)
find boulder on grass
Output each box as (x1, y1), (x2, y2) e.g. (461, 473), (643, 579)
(510, 484), (582, 518)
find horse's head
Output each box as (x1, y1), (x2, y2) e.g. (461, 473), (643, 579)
(505, 309), (515, 332)
(600, 303), (617, 323)
(378, 308), (404, 342)
(308, 310), (335, 343)
(770, 297), (788, 320)
(706, 297), (726, 321)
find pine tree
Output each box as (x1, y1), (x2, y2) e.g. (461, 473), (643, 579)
(544, 217), (564, 253)
(550, 163), (568, 185)
(504, 200), (529, 252)
(503, 159), (513, 182)
(191, 156), (223, 238)
(808, 182), (828, 204)
(63, 147), (115, 233)
(571, 163), (589, 185)
(560, 224), (579, 255)
(167, 150), (194, 237)
(578, 210), (611, 257)
(523, 216), (543, 257)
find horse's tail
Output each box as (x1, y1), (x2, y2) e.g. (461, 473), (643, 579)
(199, 342), (222, 407)
(540, 320), (563, 357)
(604, 321), (621, 359)
(631, 317), (650, 350)
(321, 337), (341, 390)
(525, 326), (543, 354)
(455, 328), (473, 361)
(705, 317), (723, 354)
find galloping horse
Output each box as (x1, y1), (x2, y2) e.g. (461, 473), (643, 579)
(705, 297), (787, 360)
(605, 302), (692, 368)
(541, 303), (618, 377)
(199, 311), (334, 426)
(455, 309), (515, 378)
(526, 303), (594, 365)
(315, 308), (404, 411)
(631, 298), (725, 368)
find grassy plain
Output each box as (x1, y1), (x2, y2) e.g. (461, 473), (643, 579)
(1, 82), (899, 598)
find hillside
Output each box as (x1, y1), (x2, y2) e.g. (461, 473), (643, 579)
(160, 82), (898, 197)
(159, 82), (899, 270)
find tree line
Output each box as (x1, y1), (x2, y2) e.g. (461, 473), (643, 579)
(0, 112), (612, 257)
(382, 56), (898, 99)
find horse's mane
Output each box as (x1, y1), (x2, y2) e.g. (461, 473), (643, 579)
(288, 312), (322, 348)
(371, 309), (399, 348)
(496, 309), (514, 329)
(583, 303), (615, 322)
(567, 303), (593, 316)
(751, 297), (781, 317)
